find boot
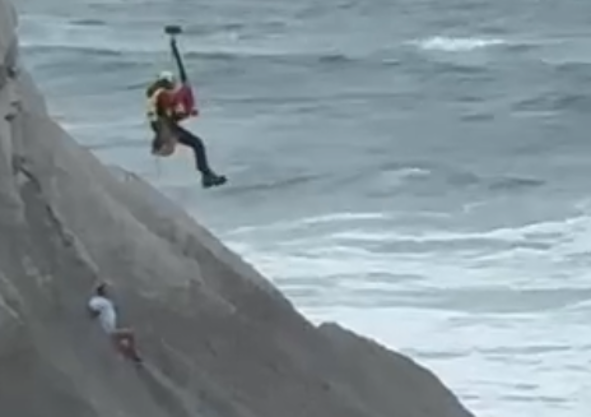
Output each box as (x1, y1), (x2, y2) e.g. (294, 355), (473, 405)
(202, 171), (227, 188)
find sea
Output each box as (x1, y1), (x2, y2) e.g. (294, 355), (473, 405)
(15, 0), (591, 416)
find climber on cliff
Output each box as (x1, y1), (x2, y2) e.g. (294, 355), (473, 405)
(87, 282), (142, 364)
(146, 26), (227, 189)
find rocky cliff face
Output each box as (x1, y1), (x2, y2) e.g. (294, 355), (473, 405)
(0, 2), (476, 416)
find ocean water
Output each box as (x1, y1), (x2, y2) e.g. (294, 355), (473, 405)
(15, 0), (591, 416)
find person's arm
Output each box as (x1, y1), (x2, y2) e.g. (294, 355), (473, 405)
(170, 40), (198, 119)
(170, 38), (188, 84)
(87, 300), (100, 319)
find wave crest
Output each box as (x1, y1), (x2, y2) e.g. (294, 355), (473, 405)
(416, 36), (506, 52)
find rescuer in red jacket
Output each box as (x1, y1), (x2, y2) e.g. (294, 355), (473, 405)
(146, 37), (226, 188)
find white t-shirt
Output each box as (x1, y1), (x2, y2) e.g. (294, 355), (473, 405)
(88, 295), (117, 334)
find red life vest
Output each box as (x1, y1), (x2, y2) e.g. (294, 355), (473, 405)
(171, 83), (198, 119)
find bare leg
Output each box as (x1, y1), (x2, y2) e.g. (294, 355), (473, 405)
(111, 329), (142, 362)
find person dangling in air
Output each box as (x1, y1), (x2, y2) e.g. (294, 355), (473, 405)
(146, 26), (227, 188)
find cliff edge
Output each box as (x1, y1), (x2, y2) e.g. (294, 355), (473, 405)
(0, 2), (476, 416)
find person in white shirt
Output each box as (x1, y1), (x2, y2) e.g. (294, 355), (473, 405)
(87, 282), (142, 364)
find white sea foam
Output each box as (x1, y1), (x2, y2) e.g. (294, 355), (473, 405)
(416, 36), (507, 52)
(223, 211), (591, 304)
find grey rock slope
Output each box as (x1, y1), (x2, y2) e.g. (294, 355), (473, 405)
(0, 2), (476, 416)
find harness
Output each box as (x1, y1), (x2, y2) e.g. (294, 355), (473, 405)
(147, 87), (177, 157)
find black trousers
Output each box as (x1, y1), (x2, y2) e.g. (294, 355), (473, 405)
(152, 121), (211, 175)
